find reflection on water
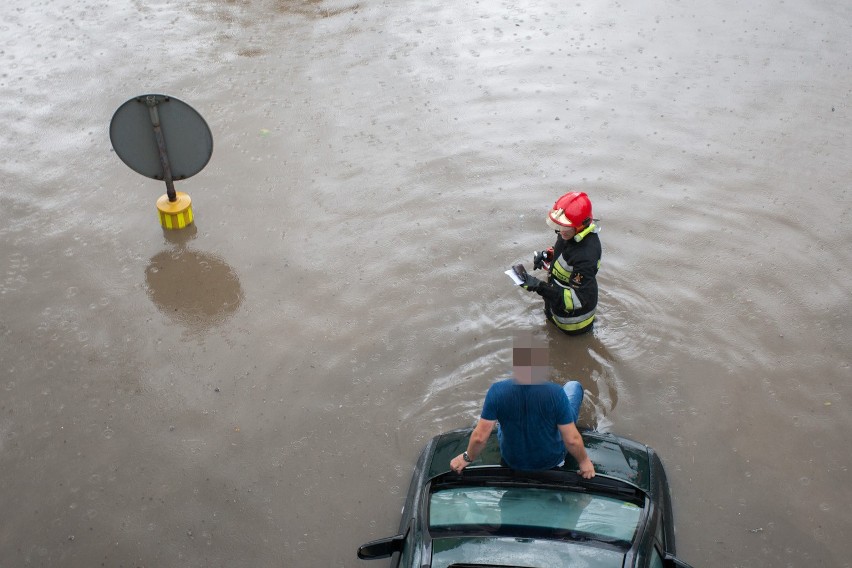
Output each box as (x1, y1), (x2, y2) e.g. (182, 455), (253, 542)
(145, 228), (243, 333)
(545, 328), (621, 433)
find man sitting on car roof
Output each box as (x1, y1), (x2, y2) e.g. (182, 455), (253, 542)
(450, 332), (596, 478)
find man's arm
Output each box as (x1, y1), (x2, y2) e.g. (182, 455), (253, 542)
(450, 418), (496, 473)
(558, 422), (595, 479)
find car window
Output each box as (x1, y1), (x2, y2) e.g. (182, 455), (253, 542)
(431, 535), (626, 568)
(429, 486), (642, 544)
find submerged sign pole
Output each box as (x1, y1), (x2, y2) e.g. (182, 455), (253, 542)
(110, 94), (213, 230)
(145, 96), (194, 229)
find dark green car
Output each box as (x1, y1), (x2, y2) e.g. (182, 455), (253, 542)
(358, 428), (694, 568)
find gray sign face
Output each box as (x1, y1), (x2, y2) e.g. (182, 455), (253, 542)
(110, 94), (213, 181)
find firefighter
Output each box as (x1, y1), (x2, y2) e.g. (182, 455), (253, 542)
(515, 191), (601, 335)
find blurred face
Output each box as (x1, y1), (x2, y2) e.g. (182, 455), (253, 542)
(558, 227), (577, 240)
(512, 347), (550, 384)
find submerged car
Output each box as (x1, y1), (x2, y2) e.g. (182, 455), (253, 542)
(358, 428), (693, 568)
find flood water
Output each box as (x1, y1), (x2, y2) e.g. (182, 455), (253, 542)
(1, 0), (850, 566)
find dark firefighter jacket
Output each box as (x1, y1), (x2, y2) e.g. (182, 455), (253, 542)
(532, 231), (601, 334)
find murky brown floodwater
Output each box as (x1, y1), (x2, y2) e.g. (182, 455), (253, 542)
(1, 0), (850, 566)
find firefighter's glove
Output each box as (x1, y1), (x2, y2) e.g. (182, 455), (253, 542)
(522, 274), (543, 292)
(513, 264), (541, 292)
(533, 248), (554, 270)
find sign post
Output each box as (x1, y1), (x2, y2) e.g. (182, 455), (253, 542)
(110, 94), (213, 229)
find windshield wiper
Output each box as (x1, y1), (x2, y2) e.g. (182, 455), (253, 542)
(432, 469), (643, 503)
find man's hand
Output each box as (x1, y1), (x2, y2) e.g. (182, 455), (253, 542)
(451, 420), (496, 474)
(577, 458), (596, 479)
(559, 422), (595, 479)
(450, 453), (470, 473)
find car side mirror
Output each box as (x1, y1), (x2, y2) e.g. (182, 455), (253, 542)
(663, 553), (695, 568)
(357, 534), (405, 560)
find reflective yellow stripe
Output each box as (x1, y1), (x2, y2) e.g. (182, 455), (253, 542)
(563, 288), (575, 311)
(551, 312), (595, 332)
(552, 258), (572, 283)
(159, 209), (194, 229)
(573, 223), (596, 242)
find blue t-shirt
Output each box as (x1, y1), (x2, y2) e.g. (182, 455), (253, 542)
(481, 378), (576, 470)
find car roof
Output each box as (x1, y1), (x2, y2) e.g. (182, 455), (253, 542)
(425, 428), (652, 493)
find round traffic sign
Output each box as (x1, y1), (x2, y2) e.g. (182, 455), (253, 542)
(110, 94), (213, 181)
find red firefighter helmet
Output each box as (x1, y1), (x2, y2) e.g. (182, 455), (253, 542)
(546, 191), (593, 231)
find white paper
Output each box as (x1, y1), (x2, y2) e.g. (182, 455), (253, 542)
(505, 268), (524, 286)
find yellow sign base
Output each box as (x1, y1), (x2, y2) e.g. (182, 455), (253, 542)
(156, 192), (193, 230)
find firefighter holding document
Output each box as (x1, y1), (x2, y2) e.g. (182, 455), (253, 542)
(514, 191), (601, 335)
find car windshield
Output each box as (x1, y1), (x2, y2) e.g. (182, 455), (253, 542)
(429, 485), (642, 545)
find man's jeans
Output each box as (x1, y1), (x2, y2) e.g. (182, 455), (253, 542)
(557, 380), (585, 468)
(563, 380), (584, 421)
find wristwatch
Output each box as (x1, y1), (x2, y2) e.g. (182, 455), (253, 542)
(462, 451), (473, 463)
